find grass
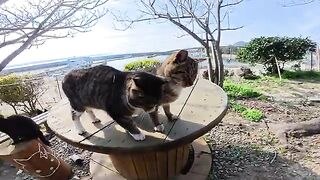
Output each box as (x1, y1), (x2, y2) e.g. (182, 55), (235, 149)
(231, 103), (247, 113)
(224, 79), (264, 122)
(281, 70), (320, 80)
(241, 109), (264, 122)
(224, 80), (262, 99)
(229, 101), (264, 122)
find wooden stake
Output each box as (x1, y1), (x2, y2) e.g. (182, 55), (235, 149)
(317, 46), (320, 71)
(274, 56), (282, 81)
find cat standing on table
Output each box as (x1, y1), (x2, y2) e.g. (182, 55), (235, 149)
(149, 50), (198, 132)
(62, 65), (168, 141)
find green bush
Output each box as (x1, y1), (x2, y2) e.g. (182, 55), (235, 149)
(282, 70), (320, 80)
(236, 36), (316, 74)
(224, 80), (262, 99)
(0, 74), (45, 116)
(124, 59), (160, 72)
(230, 101), (264, 122)
(241, 109), (264, 122)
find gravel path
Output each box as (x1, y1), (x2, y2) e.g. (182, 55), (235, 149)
(207, 109), (320, 180)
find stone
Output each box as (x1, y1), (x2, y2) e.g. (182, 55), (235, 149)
(69, 154), (84, 165)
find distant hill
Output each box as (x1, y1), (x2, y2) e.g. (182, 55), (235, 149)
(233, 41), (248, 47)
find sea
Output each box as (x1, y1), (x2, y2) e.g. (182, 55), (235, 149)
(1, 50), (250, 78)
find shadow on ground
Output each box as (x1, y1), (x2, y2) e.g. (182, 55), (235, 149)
(207, 111), (320, 180)
(208, 144), (320, 180)
(0, 160), (18, 179)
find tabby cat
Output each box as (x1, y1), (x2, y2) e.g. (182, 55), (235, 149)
(149, 50), (198, 132)
(0, 115), (50, 146)
(62, 65), (168, 141)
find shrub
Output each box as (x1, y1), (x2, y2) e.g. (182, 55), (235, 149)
(236, 36), (316, 74)
(282, 70), (320, 80)
(224, 80), (262, 99)
(124, 59), (160, 72)
(0, 74), (46, 116)
(230, 101), (264, 122)
(230, 102), (246, 113)
(241, 109), (264, 122)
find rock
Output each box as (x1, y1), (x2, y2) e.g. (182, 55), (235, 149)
(16, 169), (23, 175)
(233, 67), (258, 79)
(70, 175), (81, 180)
(70, 154), (84, 165)
(224, 69), (234, 76)
(202, 70), (209, 80)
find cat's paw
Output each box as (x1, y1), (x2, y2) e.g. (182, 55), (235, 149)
(77, 130), (87, 136)
(128, 132), (145, 141)
(92, 118), (101, 124)
(167, 114), (179, 121)
(171, 115), (179, 121)
(154, 124), (165, 133)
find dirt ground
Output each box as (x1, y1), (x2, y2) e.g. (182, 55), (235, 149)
(208, 78), (320, 180)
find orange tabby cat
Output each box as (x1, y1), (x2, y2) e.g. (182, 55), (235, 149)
(150, 50), (198, 132)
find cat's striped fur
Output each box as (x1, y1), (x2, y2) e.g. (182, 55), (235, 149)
(62, 65), (168, 141)
(149, 50), (198, 132)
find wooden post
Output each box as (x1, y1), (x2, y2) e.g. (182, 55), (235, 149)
(274, 56), (282, 81)
(317, 46), (320, 71)
(55, 76), (62, 99)
(0, 139), (72, 180)
(310, 51), (313, 71)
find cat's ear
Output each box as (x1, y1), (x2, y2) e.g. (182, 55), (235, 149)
(174, 50), (188, 63)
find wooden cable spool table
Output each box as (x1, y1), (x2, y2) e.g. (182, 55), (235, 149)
(46, 79), (228, 180)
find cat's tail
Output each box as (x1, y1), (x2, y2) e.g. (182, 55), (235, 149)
(38, 131), (51, 146)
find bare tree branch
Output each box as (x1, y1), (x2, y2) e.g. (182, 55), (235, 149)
(282, 0), (316, 7)
(221, 26), (244, 31)
(221, 0), (244, 8)
(112, 0), (243, 86)
(0, 0), (109, 71)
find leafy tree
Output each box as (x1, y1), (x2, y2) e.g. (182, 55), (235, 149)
(236, 37), (316, 74)
(0, 74), (46, 116)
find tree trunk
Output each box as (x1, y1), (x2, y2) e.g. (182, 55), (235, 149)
(0, 6), (55, 72)
(270, 118), (320, 148)
(205, 33), (214, 82)
(0, 33), (38, 71)
(215, 1), (224, 87)
(216, 46), (224, 87)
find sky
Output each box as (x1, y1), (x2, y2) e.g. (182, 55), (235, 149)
(1, 0), (320, 66)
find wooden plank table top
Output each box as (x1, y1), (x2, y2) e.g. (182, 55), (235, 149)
(46, 79), (228, 154)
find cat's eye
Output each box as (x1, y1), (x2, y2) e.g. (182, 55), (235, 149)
(50, 167), (54, 170)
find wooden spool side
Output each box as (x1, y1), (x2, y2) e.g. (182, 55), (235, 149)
(0, 139), (72, 180)
(109, 144), (190, 180)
